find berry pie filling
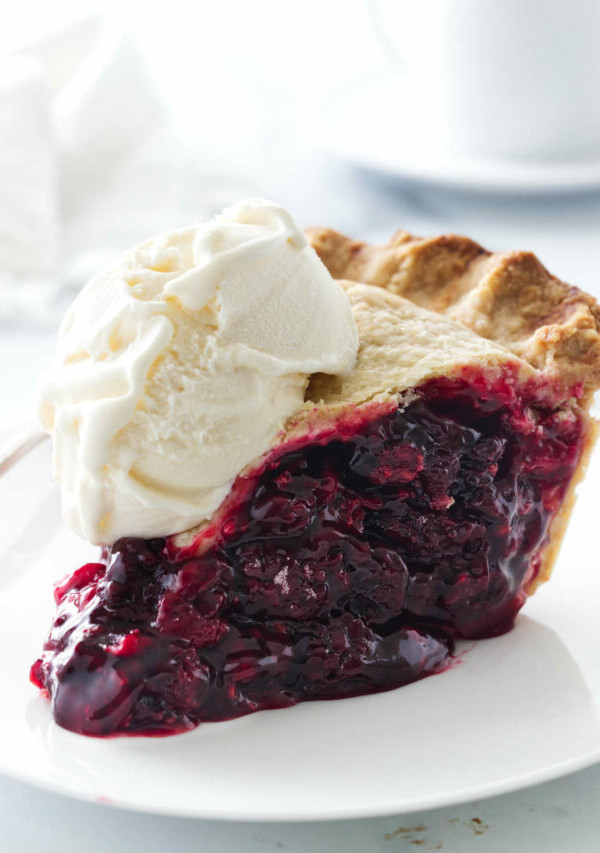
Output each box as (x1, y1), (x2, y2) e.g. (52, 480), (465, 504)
(31, 367), (586, 736)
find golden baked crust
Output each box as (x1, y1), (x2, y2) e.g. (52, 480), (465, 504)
(529, 415), (598, 593)
(305, 225), (600, 596)
(307, 227), (600, 394)
(305, 280), (530, 408)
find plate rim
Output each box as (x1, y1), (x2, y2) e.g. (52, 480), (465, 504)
(308, 71), (600, 195)
(0, 736), (599, 822)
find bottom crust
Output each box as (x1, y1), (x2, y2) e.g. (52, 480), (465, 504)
(530, 412), (598, 593)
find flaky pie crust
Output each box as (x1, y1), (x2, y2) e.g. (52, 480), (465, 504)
(305, 226), (600, 594)
(307, 227), (600, 394)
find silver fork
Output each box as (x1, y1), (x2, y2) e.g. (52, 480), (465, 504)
(0, 427), (48, 477)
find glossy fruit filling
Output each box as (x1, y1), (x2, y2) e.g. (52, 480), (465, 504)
(31, 369), (585, 736)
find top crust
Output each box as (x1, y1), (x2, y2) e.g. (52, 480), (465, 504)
(306, 227), (600, 395)
(305, 281), (528, 409)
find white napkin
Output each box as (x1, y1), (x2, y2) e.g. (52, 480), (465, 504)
(0, 57), (58, 288)
(0, 14), (167, 323)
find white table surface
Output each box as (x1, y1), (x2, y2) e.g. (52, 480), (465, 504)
(3, 155), (600, 851)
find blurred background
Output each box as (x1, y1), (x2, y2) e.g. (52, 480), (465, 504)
(3, 0), (600, 412)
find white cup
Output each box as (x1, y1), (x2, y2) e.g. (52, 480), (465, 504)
(374, 0), (600, 161)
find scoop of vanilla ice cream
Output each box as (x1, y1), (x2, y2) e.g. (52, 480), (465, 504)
(40, 199), (358, 544)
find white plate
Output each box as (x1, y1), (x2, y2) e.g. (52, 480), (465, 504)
(309, 73), (600, 195)
(1, 437), (600, 822)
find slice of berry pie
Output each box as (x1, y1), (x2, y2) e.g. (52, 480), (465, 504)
(31, 210), (600, 737)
